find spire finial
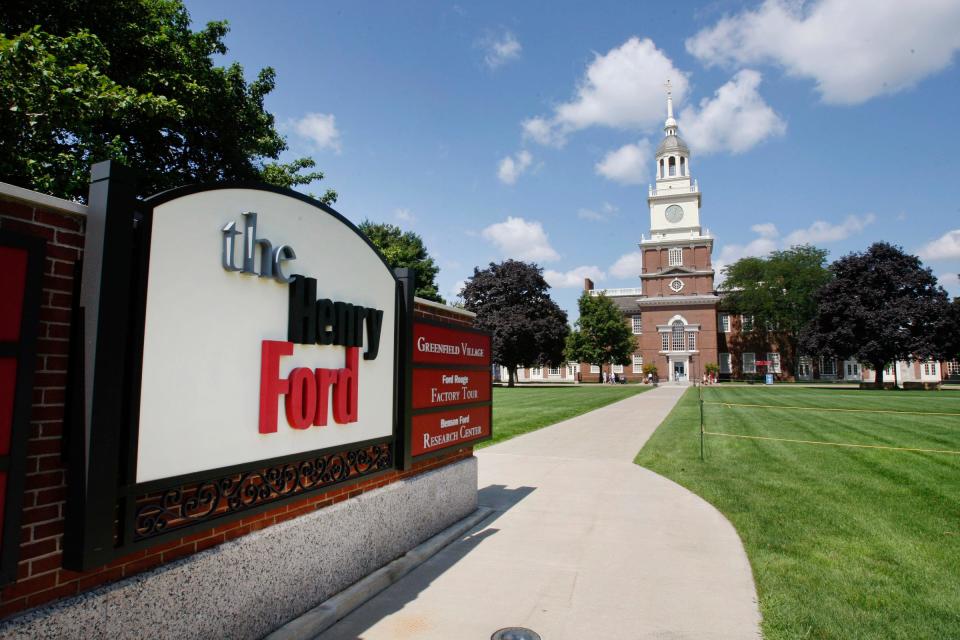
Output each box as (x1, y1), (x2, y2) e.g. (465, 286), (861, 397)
(665, 79), (674, 119)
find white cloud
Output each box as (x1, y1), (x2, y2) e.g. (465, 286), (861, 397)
(497, 150), (533, 184)
(919, 229), (960, 261)
(544, 265), (606, 288)
(595, 140), (652, 185)
(394, 208), (415, 223)
(481, 216), (560, 262)
(783, 213), (876, 245)
(938, 272), (960, 295)
(578, 202), (619, 222)
(715, 213), (877, 275)
(292, 113), (342, 152)
(609, 251), (645, 279)
(450, 279), (466, 299)
(524, 37), (688, 146)
(686, 0), (960, 105)
(480, 30), (522, 69)
(679, 70), (785, 155)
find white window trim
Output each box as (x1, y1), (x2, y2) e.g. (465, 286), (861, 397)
(612, 364), (624, 374)
(719, 314), (730, 333)
(590, 364), (600, 374)
(631, 315), (642, 334)
(741, 314), (754, 332)
(668, 246), (682, 266)
(766, 353), (781, 374)
(719, 353), (731, 374)
(632, 354), (643, 373)
(743, 352), (756, 374)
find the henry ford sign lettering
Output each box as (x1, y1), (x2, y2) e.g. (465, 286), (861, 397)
(412, 322), (490, 366)
(411, 405), (491, 456)
(411, 368), (491, 409)
(135, 189), (396, 483)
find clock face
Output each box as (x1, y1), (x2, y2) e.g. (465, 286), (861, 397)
(665, 205), (684, 223)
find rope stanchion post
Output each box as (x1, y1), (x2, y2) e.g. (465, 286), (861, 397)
(699, 384), (705, 461)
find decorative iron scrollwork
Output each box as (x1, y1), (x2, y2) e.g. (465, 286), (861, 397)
(133, 442), (392, 540)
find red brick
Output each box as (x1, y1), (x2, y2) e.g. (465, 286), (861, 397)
(34, 486), (67, 505)
(20, 538), (59, 560)
(21, 504), (60, 525)
(29, 552), (63, 576)
(43, 355), (70, 372)
(26, 581), (78, 608)
(39, 307), (72, 323)
(77, 566), (123, 592)
(223, 524), (252, 542)
(161, 543), (196, 563)
(37, 455), (64, 473)
(35, 340), (69, 357)
(50, 261), (76, 278)
(2, 219), (54, 241)
(43, 245), (80, 262)
(55, 230), (84, 248)
(34, 210), (83, 231)
(41, 388), (67, 405)
(0, 202), (35, 221)
(0, 597), (27, 620)
(31, 520), (64, 541)
(195, 534), (225, 553)
(2, 571), (57, 599)
(44, 324), (72, 341)
(122, 553), (164, 577)
(27, 439), (62, 456)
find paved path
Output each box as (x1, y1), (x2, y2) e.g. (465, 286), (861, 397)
(321, 385), (762, 639)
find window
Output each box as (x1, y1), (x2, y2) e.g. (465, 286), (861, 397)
(743, 352), (756, 374)
(632, 315), (642, 334)
(671, 320), (685, 351)
(612, 364), (624, 374)
(548, 366), (560, 377)
(530, 366), (541, 378)
(590, 364), (600, 374)
(719, 313), (730, 333)
(767, 353), (781, 374)
(668, 156), (676, 176)
(669, 278), (684, 292)
(680, 157), (686, 176)
(820, 357), (836, 376)
(947, 361), (960, 377)
(687, 332), (697, 351)
(884, 362), (895, 377)
(845, 362), (860, 377)
(741, 315), (754, 332)
(922, 360), (937, 376)
(633, 354), (644, 373)
(719, 353), (731, 374)
(798, 356), (812, 378)
(661, 332), (669, 351)
(567, 362), (579, 377)
(668, 247), (683, 266)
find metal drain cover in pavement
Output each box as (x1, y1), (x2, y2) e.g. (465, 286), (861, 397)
(491, 628), (541, 640)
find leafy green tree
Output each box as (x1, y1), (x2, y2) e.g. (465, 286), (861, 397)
(800, 243), (952, 387)
(358, 221), (444, 303)
(0, 0), (334, 202)
(720, 245), (832, 375)
(565, 292), (636, 382)
(461, 260), (569, 387)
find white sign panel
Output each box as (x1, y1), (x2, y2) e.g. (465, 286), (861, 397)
(135, 189), (396, 483)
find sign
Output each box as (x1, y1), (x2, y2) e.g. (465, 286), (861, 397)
(407, 320), (492, 459)
(411, 405), (491, 457)
(755, 360), (771, 366)
(412, 322), (490, 366)
(412, 368), (491, 409)
(135, 188), (397, 483)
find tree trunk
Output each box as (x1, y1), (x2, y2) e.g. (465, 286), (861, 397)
(873, 361), (885, 389)
(597, 364), (603, 384)
(508, 366), (516, 388)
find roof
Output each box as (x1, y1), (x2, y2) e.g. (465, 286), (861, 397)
(656, 134), (690, 157)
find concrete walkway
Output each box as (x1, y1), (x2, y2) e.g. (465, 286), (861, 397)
(320, 385), (762, 639)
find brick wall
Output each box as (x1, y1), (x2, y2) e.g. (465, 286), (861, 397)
(0, 197), (476, 620)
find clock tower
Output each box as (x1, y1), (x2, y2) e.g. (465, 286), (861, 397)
(634, 82), (719, 382)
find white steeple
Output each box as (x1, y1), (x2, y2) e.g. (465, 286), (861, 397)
(664, 80), (678, 136)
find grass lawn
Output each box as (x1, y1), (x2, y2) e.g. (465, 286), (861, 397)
(635, 385), (960, 640)
(481, 384), (650, 449)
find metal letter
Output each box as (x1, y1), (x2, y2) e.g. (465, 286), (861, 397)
(221, 221), (242, 271)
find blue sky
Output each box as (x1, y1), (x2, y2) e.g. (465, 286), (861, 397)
(185, 0), (960, 318)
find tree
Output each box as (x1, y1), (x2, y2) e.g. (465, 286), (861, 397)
(944, 295), (960, 362)
(0, 0), (335, 202)
(799, 242), (952, 387)
(720, 245), (832, 375)
(358, 221), (444, 303)
(564, 292), (636, 383)
(461, 260), (569, 387)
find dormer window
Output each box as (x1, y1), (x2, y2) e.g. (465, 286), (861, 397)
(668, 247), (682, 266)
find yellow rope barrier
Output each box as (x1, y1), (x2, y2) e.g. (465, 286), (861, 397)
(702, 431), (960, 455)
(703, 401), (960, 418)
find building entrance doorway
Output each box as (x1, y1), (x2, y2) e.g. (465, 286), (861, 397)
(673, 360), (686, 382)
